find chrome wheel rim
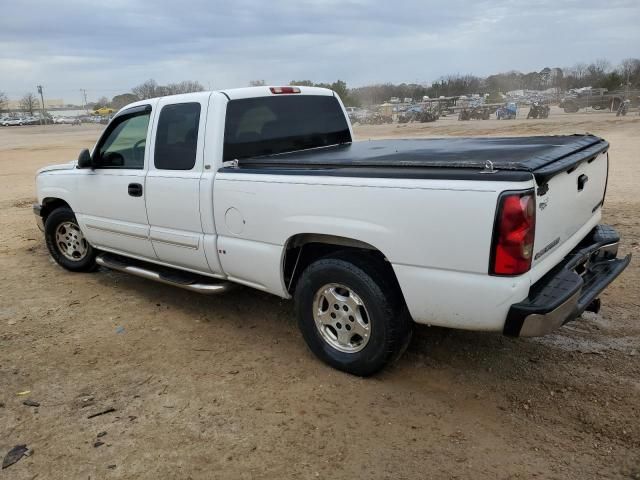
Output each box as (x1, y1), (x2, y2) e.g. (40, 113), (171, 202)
(313, 283), (371, 353)
(55, 221), (88, 261)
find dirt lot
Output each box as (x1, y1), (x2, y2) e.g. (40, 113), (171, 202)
(1, 109), (639, 479)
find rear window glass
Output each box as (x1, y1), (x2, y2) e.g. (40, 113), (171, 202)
(223, 95), (351, 161)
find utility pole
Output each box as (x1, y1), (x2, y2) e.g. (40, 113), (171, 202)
(80, 89), (88, 112)
(37, 85), (46, 125)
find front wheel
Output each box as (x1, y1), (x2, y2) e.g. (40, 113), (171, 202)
(294, 255), (412, 376)
(44, 207), (97, 272)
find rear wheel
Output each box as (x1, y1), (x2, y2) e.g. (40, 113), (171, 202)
(294, 254), (412, 376)
(44, 207), (97, 272)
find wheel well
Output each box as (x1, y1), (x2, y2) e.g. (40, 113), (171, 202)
(41, 198), (71, 222)
(283, 234), (401, 295)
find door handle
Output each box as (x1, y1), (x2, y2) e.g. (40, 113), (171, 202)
(577, 174), (589, 191)
(128, 183), (143, 197)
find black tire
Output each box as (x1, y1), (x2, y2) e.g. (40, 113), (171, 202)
(44, 207), (97, 272)
(294, 253), (412, 376)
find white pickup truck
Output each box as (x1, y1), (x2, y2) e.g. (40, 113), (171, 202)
(34, 86), (630, 375)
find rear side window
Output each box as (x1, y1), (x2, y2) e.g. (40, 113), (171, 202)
(223, 95), (351, 161)
(154, 103), (201, 170)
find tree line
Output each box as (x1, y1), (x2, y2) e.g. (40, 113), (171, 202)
(97, 79), (206, 110)
(2, 57), (638, 112)
(0, 91), (41, 115)
(349, 58), (640, 106)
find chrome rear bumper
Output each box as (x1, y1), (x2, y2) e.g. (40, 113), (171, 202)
(504, 225), (631, 337)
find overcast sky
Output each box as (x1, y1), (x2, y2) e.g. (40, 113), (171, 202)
(1, 0), (638, 103)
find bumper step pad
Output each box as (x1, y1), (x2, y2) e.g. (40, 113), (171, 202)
(504, 225), (631, 337)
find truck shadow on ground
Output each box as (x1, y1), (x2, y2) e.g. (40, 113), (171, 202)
(91, 265), (571, 382)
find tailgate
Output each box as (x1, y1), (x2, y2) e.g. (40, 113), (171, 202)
(532, 151), (608, 267)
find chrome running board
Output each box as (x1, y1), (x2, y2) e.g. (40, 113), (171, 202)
(96, 254), (230, 295)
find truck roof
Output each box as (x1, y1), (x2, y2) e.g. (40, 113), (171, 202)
(116, 86), (336, 115)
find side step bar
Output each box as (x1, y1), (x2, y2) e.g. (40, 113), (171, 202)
(96, 254), (231, 295)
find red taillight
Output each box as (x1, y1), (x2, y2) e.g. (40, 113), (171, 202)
(269, 86), (301, 94)
(490, 191), (536, 275)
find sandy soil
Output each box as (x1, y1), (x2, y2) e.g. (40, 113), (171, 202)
(1, 109), (639, 479)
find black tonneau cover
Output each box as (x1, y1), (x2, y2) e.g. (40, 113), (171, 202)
(234, 134), (608, 183)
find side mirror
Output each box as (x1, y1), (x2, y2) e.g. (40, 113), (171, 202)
(77, 149), (92, 169)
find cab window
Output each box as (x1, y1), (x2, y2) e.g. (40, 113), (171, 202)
(154, 103), (201, 170)
(95, 110), (151, 169)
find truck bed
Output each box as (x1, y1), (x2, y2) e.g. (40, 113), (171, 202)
(231, 134), (609, 183)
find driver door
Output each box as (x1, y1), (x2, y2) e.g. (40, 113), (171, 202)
(75, 104), (157, 260)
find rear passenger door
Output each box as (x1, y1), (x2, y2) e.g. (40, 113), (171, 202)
(145, 94), (212, 272)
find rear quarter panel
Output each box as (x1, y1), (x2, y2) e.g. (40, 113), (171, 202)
(213, 172), (535, 330)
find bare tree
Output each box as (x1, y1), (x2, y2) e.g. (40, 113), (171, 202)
(96, 96), (110, 107)
(167, 80), (204, 95)
(20, 93), (40, 115)
(165, 80), (205, 95)
(593, 58), (611, 74)
(0, 91), (7, 111)
(132, 79), (159, 100)
(539, 67), (552, 88)
(111, 93), (138, 110)
(289, 80), (314, 87)
(572, 63), (588, 81)
(132, 79), (204, 99)
(619, 58), (640, 86)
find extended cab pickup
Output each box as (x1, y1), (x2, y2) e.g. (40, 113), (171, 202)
(34, 86), (630, 375)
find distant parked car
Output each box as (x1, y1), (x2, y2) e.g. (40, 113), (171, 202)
(54, 116), (81, 125)
(84, 115), (105, 124)
(1, 118), (25, 126)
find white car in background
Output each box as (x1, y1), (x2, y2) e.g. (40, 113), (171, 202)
(53, 116), (80, 125)
(1, 117), (24, 126)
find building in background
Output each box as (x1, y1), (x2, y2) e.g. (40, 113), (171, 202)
(6, 98), (65, 110)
